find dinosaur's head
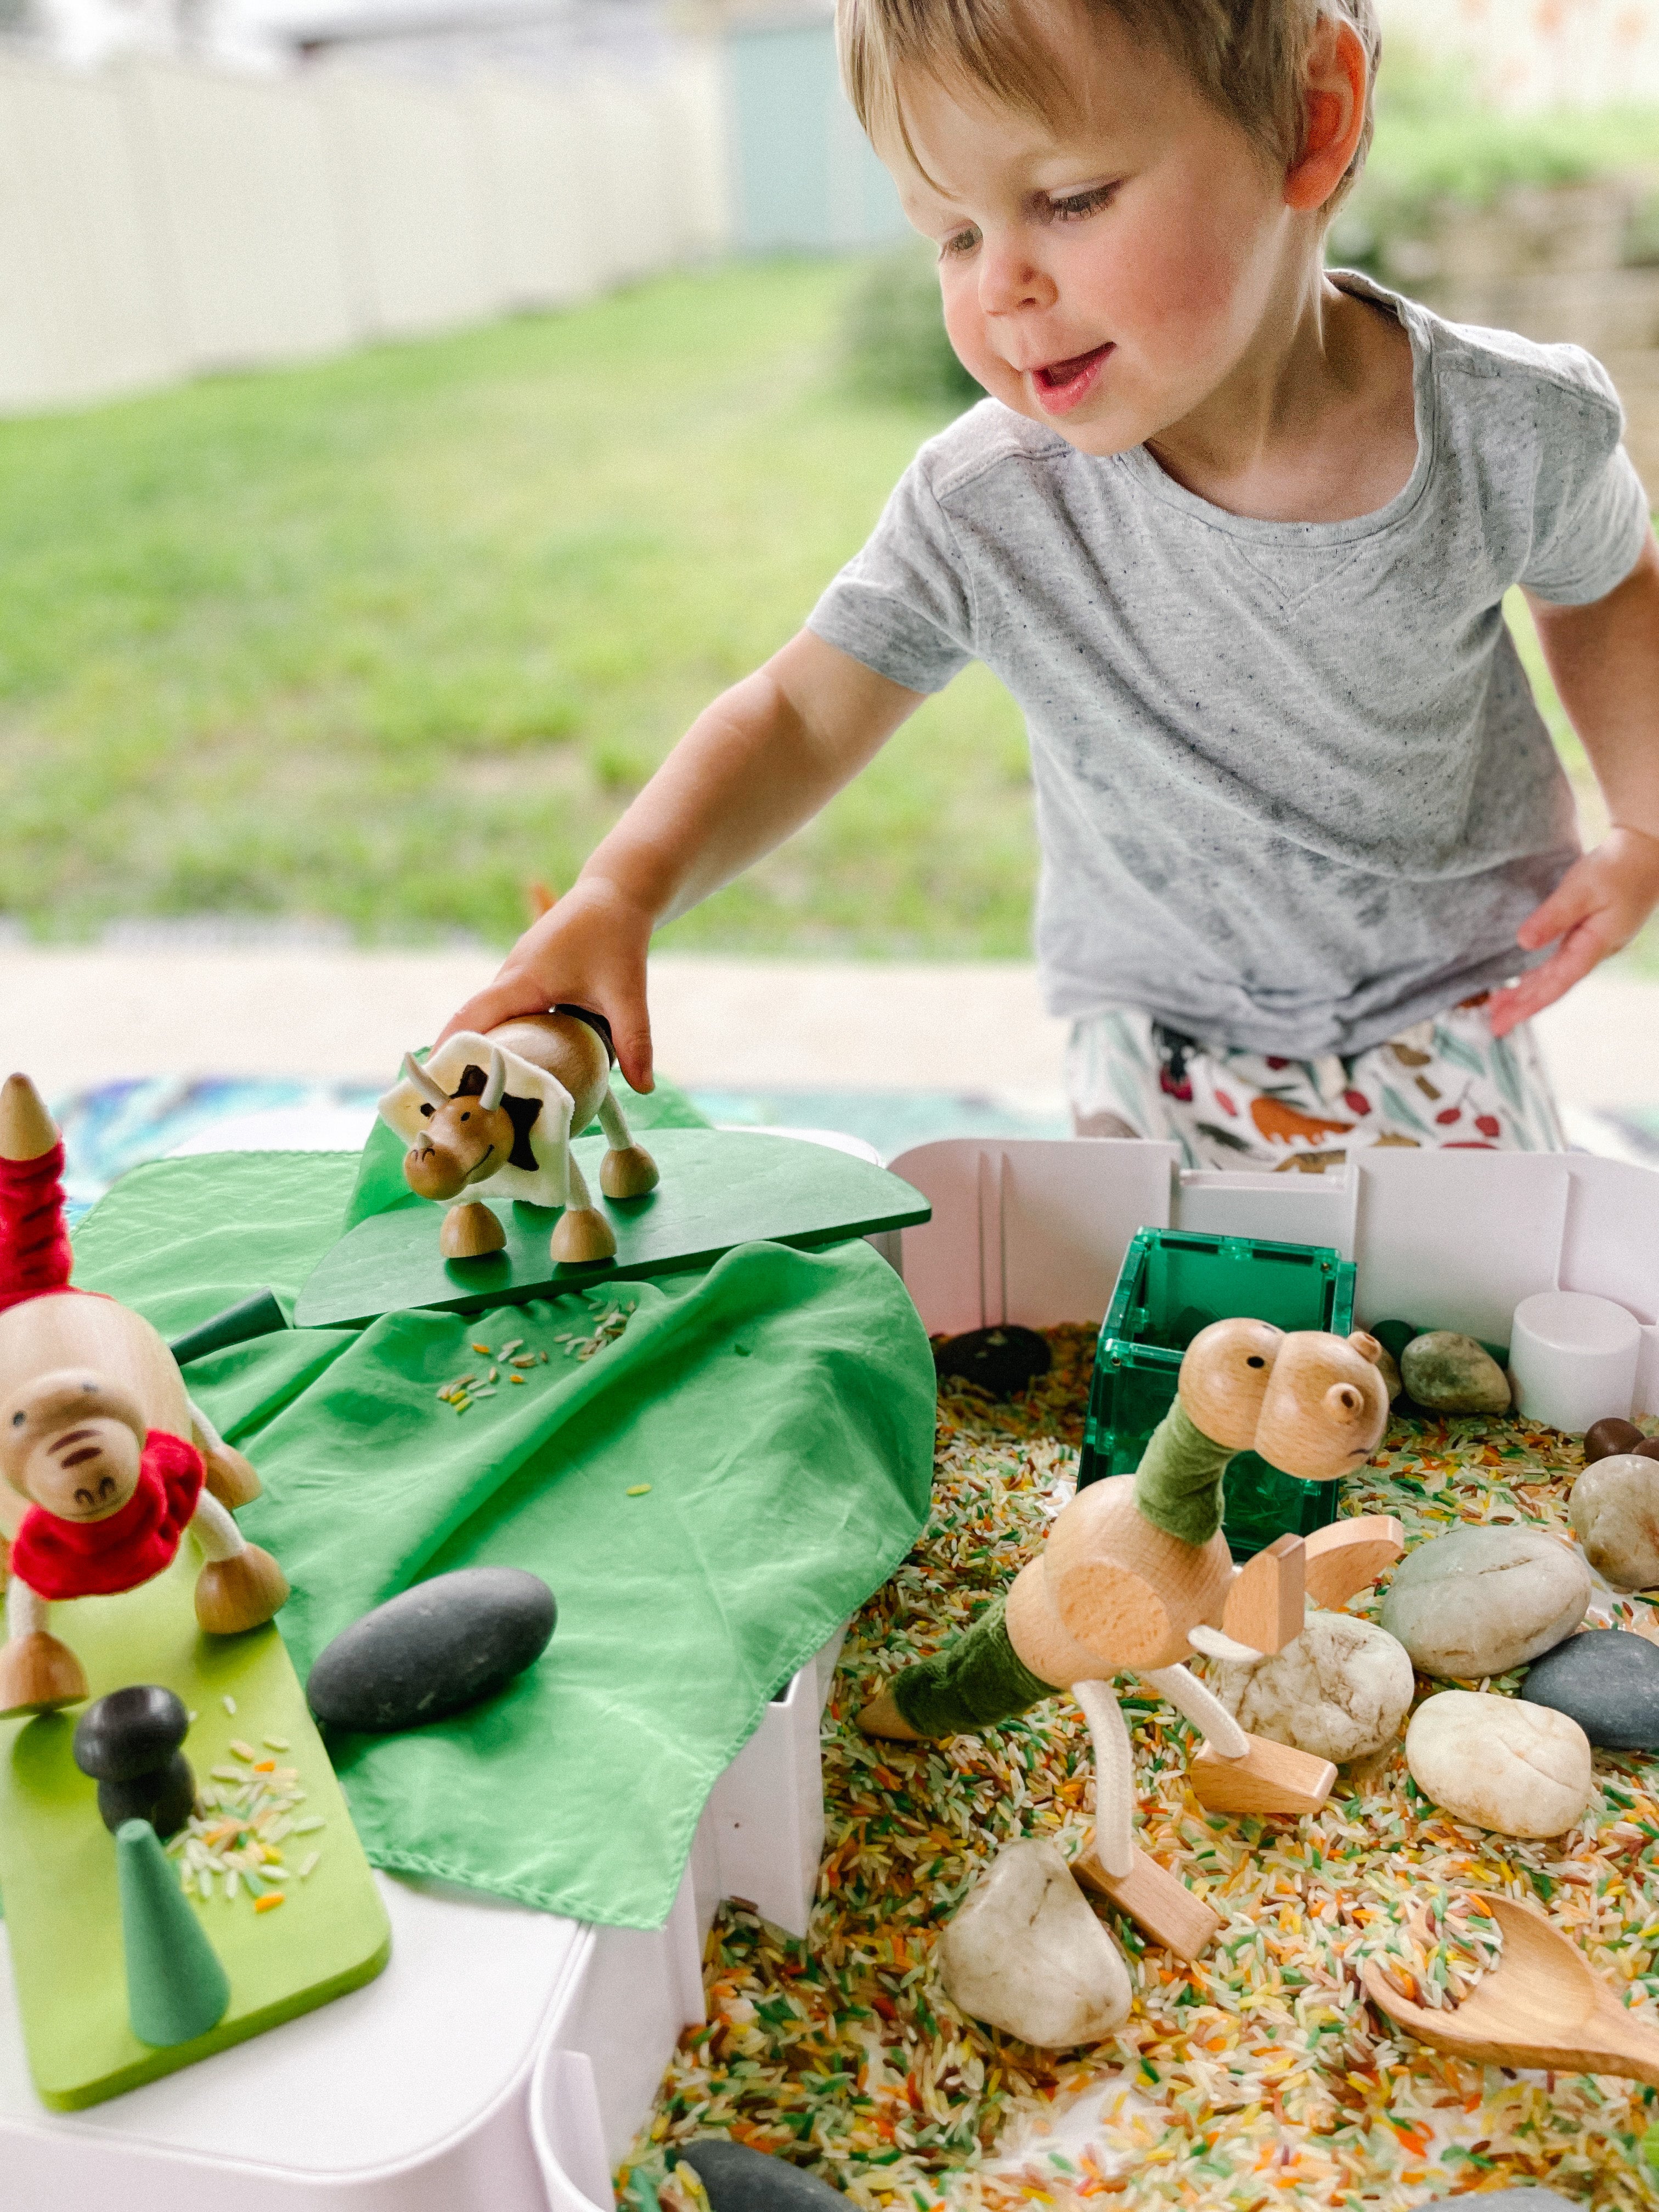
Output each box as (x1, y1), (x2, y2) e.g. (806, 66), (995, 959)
(1180, 1318), (1389, 1481)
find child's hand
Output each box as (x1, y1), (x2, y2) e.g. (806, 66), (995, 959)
(433, 877), (657, 1092)
(1486, 826), (1659, 1037)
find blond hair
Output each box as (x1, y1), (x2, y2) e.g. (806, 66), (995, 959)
(838, 0), (1381, 214)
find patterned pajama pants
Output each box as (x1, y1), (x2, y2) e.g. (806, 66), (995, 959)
(1065, 996), (1566, 1172)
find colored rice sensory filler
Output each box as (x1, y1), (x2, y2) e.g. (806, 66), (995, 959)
(1361, 1890), (1504, 2013)
(165, 1735), (325, 1908)
(620, 1327), (1659, 2211)
(435, 1299), (636, 1412)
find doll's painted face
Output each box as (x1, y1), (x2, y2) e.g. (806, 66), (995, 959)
(0, 1371), (146, 1522)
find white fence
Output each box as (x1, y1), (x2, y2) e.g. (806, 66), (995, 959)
(0, 50), (730, 414)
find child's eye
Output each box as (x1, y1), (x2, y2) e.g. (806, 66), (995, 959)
(1047, 184), (1118, 222)
(938, 227), (980, 261)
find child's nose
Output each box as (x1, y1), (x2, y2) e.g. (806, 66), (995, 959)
(977, 239), (1057, 317)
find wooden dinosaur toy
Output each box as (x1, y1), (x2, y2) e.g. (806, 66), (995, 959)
(862, 1318), (1403, 1956)
(0, 1074), (289, 1719)
(377, 1007), (661, 1266)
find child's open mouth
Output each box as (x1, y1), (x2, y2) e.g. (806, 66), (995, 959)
(1030, 343), (1113, 414)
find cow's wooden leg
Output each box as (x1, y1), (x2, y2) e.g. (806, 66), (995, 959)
(552, 1153), (617, 1264)
(595, 1090), (659, 1201)
(439, 1201), (507, 1261)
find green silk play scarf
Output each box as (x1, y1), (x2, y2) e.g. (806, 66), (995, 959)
(70, 1137), (933, 1931)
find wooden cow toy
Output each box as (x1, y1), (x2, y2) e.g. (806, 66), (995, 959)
(862, 1318), (1404, 1956)
(377, 1007), (661, 1266)
(0, 1075), (289, 1719)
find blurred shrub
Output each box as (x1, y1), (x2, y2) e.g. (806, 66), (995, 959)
(1627, 190), (1659, 269)
(1333, 52), (1659, 279)
(842, 246), (984, 410)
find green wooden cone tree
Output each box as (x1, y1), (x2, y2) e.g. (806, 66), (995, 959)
(116, 1819), (230, 2047)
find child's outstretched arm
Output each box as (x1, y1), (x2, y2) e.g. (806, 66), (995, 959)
(1489, 529), (1659, 1037)
(435, 632), (924, 1090)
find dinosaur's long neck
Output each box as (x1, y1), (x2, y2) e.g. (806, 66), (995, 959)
(1133, 1396), (1237, 1547)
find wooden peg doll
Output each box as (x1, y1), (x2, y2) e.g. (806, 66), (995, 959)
(861, 1318), (1403, 1957)
(0, 1074), (290, 1719)
(376, 1008), (660, 1267)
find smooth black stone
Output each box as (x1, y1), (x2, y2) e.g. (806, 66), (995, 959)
(73, 1685), (190, 1783)
(933, 1324), (1051, 1400)
(307, 1566), (556, 1733)
(676, 2139), (851, 2212)
(1521, 1627), (1659, 1750)
(95, 1752), (196, 1840)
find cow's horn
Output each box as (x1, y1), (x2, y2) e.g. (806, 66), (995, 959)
(402, 1052), (450, 1110)
(480, 1045), (507, 1111)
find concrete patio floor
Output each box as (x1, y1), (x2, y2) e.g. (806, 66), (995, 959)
(4, 944), (1657, 1128)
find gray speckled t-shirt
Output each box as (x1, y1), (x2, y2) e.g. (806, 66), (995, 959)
(806, 274), (1652, 1057)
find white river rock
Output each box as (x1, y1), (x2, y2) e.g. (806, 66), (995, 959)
(1207, 1611), (1414, 1763)
(1406, 1690), (1593, 1837)
(1569, 1453), (1659, 1593)
(1380, 1525), (1590, 1679)
(938, 1839), (1131, 2049)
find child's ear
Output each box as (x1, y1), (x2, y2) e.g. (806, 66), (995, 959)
(1284, 14), (1368, 215)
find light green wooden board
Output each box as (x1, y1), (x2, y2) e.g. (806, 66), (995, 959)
(0, 1549), (391, 2109)
(295, 1127), (931, 1330)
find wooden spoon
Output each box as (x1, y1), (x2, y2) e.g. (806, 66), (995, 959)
(1362, 1894), (1659, 2085)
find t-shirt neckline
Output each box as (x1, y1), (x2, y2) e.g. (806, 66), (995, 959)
(1111, 270), (1438, 546)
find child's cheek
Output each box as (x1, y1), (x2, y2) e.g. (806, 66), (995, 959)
(940, 286), (1007, 394)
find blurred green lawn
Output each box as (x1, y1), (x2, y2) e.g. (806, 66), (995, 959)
(0, 254), (1650, 968)
(0, 258), (1032, 956)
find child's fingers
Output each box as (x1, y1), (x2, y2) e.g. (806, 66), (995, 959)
(1486, 924), (1610, 1036)
(610, 996), (655, 1095)
(433, 971), (551, 1048)
(1514, 866), (1601, 953)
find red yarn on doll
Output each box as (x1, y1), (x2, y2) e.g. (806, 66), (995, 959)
(0, 1142), (75, 1314)
(10, 1431), (205, 1600)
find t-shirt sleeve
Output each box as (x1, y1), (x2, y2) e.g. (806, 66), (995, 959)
(1521, 349), (1652, 605)
(806, 455), (976, 693)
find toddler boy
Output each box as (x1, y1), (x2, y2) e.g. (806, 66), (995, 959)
(444, 0), (1659, 1169)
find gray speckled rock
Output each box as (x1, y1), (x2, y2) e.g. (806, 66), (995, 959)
(1521, 1627), (1659, 1750)
(1380, 1525), (1590, 1679)
(1400, 1331), (1512, 1414)
(1407, 1690), (1593, 1837)
(1208, 1612), (1413, 1763)
(939, 1840), (1130, 2048)
(1569, 1453), (1659, 1592)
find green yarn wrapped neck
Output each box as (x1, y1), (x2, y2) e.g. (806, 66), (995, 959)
(1133, 1395), (1237, 1546)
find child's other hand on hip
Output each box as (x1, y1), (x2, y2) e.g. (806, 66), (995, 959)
(1487, 826), (1659, 1037)
(433, 876), (657, 1092)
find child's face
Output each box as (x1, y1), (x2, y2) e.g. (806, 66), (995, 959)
(889, 10), (1311, 457)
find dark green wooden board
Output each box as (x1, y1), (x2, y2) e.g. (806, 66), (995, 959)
(294, 1129), (930, 1329)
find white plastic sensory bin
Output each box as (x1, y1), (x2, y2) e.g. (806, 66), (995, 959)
(2, 1136), (1652, 2210)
